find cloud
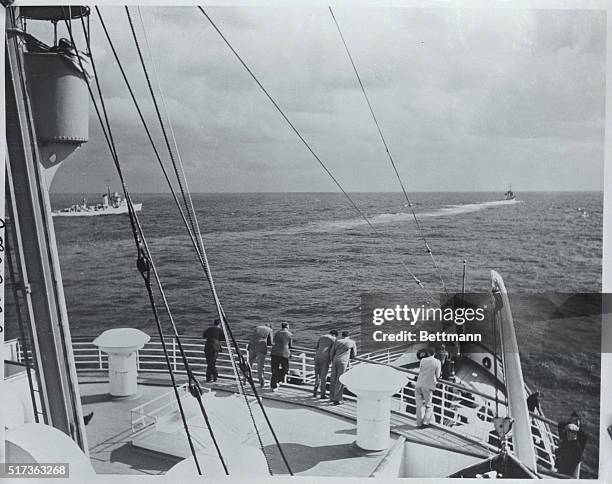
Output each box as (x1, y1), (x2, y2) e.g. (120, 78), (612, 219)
(44, 6), (605, 193)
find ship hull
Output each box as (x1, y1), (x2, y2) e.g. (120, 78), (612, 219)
(53, 203), (142, 217)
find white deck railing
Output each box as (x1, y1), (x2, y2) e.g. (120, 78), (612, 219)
(8, 335), (559, 471)
(130, 382), (191, 433)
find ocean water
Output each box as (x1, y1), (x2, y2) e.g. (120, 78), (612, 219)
(47, 190), (601, 475)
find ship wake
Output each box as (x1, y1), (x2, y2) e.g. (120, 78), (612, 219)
(311, 198), (520, 232)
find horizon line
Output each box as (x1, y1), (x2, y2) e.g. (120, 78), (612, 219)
(49, 189), (605, 195)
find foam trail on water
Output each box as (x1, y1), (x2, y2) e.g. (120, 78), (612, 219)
(312, 199), (520, 231)
(135, 199), (520, 247)
(420, 199), (519, 218)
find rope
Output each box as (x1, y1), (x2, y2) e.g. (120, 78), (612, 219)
(124, 7), (275, 471)
(135, 6), (205, 255)
(461, 260), (467, 300)
(64, 8), (207, 474)
(62, 9), (139, 250)
(136, 254), (207, 474)
(329, 7), (448, 295)
(92, 8), (286, 474)
(218, 309), (292, 475)
(92, 8), (232, 474)
(95, 6), (243, 398)
(124, 7), (201, 244)
(129, 10), (292, 473)
(99, 5), (247, 399)
(197, 5), (437, 304)
(122, 7), (239, 388)
(130, 8), (249, 397)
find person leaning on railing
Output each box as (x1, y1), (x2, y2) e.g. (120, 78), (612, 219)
(555, 411), (588, 478)
(247, 323), (273, 387)
(202, 319), (225, 383)
(329, 331), (357, 405)
(270, 323), (293, 391)
(312, 329), (338, 399)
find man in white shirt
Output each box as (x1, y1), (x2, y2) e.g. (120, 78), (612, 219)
(415, 347), (441, 428)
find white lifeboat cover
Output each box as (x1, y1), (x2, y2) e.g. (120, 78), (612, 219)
(6, 423), (96, 477)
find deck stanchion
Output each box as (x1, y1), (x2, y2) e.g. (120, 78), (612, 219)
(173, 338), (177, 371)
(300, 352), (307, 381)
(60, 336), (559, 469)
(441, 383), (446, 424)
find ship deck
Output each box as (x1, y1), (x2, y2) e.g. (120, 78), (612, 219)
(79, 371), (491, 476)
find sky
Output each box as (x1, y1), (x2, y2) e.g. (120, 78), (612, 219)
(33, 6), (606, 193)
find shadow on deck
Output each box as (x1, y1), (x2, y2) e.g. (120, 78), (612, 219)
(78, 372), (490, 476)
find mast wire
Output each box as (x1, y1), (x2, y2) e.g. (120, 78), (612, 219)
(329, 7), (448, 295)
(134, 7), (204, 250)
(124, 7), (279, 473)
(89, 7), (291, 474)
(126, 9), (294, 473)
(197, 5), (437, 304)
(64, 7), (206, 474)
(92, 8), (231, 474)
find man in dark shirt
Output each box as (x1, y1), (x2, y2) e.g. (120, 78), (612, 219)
(270, 323), (293, 391)
(527, 391), (541, 413)
(556, 411), (588, 477)
(202, 319), (225, 382)
(556, 423), (586, 477)
(435, 344), (450, 379)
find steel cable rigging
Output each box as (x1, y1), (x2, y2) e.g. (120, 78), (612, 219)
(68, 6), (293, 475)
(329, 7), (448, 295)
(62, 6), (227, 475)
(122, 7), (293, 474)
(196, 5), (438, 304)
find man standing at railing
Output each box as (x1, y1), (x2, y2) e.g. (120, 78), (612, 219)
(203, 319), (225, 383)
(270, 322), (293, 391)
(312, 329), (338, 399)
(415, 347), (441, 428)
(555, 411), (588, 478)
(247, 323), (273, 387)
(555, 423), (586, 478)
(329, 331), (357, 406)
(435, 344), (451, 380)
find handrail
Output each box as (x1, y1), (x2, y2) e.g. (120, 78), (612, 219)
(10, 334), (559, 471)
(130, 382), (190, 432)
(353, 355), (509, 405)
(354, 354), (558, 469)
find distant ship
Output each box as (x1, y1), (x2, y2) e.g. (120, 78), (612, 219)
(504, 184), (516, 201)
(53, 187), (142, 217)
